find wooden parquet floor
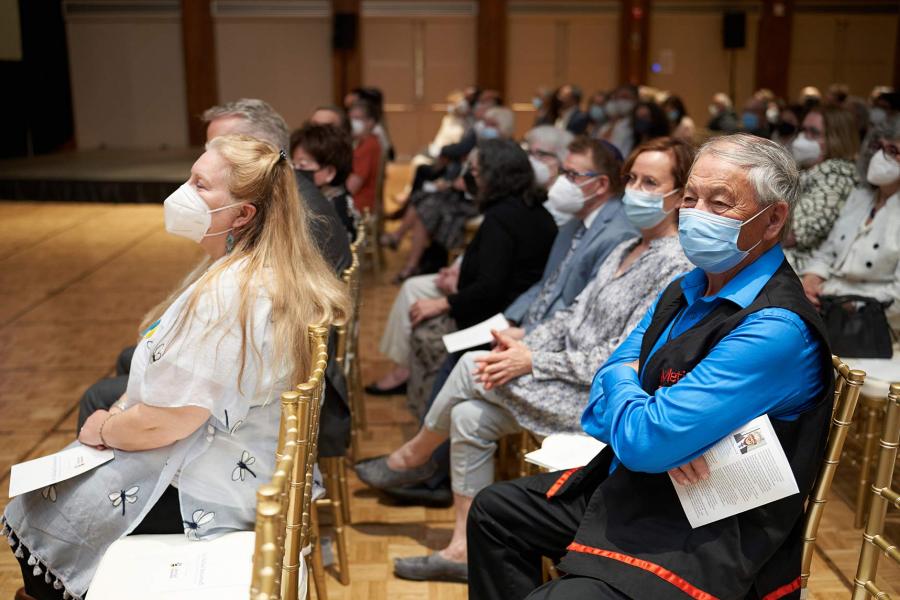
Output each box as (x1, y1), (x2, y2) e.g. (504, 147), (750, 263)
(0, 164), (896, 598)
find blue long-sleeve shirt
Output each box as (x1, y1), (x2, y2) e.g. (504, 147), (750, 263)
(581, 245), (825, 473)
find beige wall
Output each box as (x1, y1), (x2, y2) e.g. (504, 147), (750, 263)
(507, 1), (620, 138)
(789, 11), (898, 103)
(0, 0), (22, 61)
(646, 1), (760, 130)
(214, 2), (332, 134)
(65, 6), (188, 149)
(362, 2), (476, 159)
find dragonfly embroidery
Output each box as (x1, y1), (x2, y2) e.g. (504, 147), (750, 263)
(183, 509), (215, 539)
(41, 485), (57, 503)
(225, 411), (243, 435)
(108, 486), (139, 516)
(232, 451), (257, 481)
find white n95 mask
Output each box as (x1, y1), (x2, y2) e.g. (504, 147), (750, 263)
(546, 175), (597, 215)
(163, 183), (244, 243)
(529, 155), (552, 186)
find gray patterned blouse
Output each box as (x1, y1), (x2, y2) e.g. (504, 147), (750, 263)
(498, 235), (692, 436)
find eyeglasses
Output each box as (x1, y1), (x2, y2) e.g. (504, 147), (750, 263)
(624, 172), (666, 193)
(559, 166), (599, 182)
(529, 149), (560, 163)
(870, 141), (900, 162)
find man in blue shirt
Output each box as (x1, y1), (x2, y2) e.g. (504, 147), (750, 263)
(467, 134), (833, 600)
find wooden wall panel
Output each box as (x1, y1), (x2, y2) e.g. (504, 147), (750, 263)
(362, 7), (476, 159)
(646, 6), (760, 130)
(507, 3), (619, 138)
(788, 12), (897, 101)
(66, 13), (188, 149)
(214, 17), (332, 133)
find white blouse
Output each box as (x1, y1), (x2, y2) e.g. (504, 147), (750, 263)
(802, 186), (900, 332)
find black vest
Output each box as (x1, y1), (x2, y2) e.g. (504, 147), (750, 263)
(548, 260), (833, 600)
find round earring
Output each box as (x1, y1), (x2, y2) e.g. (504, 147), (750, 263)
(225, 232), (235, 254)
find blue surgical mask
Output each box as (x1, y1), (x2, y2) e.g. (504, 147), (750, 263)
(678, 206), (771, 273)
(589, 104), (607, 124)
(742, 112), (760, 130)
(479, 126), (499, 139)
(622, 187), (680, 229)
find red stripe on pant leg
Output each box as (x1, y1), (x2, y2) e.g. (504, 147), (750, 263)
(761, 577), (801, 600)
(545, 468), (580, 499)
(566, 542), (720, 600)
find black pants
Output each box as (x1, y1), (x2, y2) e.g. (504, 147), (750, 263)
(77, 345), (135, 430)
(467, 475), (629, 600)
(15, 485), (183, 600)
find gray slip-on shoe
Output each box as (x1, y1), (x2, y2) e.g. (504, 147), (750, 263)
(394, 553), (468, 583)
(354, 455), (438, 490)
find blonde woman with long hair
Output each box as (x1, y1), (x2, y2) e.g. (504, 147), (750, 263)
(4, 134), (348, 600)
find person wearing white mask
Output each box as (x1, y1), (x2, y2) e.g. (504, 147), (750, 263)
(4, 135), (348, 600)
(505, 137), (636, 331)
(597, 84), (638, 157)
(346, 99), (383, 212)
(352, 137), (692, 584)
(802, 115), (900, 335)
(785, 107), (860, 270)
(523, 125), (573, 189)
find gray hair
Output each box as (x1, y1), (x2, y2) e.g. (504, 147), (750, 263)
(485, 106), (515, 138)
(202, 98), (290, 150)
(524, 125), (573, 161)
(693, 133), (800, 213)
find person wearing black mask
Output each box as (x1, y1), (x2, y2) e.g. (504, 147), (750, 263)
(290, 123), (357, 240)
(631, 100), (671, 147)
(772, 104), (802, 147)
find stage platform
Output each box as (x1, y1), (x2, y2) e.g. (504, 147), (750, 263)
(0, 148), (198, 203)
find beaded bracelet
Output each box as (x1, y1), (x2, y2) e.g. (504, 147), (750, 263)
(99, 413), (116, 447)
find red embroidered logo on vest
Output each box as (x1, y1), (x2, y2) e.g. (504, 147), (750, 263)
(659, 368), (686, 386)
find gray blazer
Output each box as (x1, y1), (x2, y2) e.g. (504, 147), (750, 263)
(504, 197), (636, 329)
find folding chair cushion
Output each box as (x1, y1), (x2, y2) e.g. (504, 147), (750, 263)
(87, 531), (255, 599)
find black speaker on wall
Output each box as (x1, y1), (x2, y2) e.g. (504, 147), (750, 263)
(333, 12), (358, 51)
(723, 11), (746, 49)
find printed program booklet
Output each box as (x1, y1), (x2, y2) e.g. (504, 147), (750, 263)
(9, 444), (114, 498)
(442, 313), (510, 353)
(669, 414), (799, 528)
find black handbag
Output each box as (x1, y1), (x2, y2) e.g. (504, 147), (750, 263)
(819, 295), (894, 358)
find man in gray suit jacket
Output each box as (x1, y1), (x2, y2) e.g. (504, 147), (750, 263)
(375, 138), (635, 508)
(505, 138), (636, 329)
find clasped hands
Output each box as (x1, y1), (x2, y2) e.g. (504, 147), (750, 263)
(473, 329), (532, 390)
(78, 404), (124, 449)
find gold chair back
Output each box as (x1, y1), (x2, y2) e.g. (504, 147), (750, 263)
(250, 491), (282, 600)
(851, 382), (900, 600)
(800, 356), (865, 590)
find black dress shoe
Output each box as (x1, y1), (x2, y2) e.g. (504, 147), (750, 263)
(364, 381), (407, 396)
(381, 483), (453, 508)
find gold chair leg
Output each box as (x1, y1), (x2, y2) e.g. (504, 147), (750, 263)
(309, 509), (328, 598)
(337, 457), (352, 525)
(319, 458), (351, 585)
(856, 403), (881, 528)
(351, 358), (367, 432)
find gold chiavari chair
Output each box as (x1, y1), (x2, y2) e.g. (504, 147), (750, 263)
(321, 251), (359, 542)
(800, 356), (866, 592)
(88, 388), (308, 600)
(298, 325), (353, 595)
(851, 382), (900, 600)
(361, 207), (382, 277)
(251, 432), (295, 600)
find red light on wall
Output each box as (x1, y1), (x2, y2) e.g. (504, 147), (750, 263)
(632, 7), (644, 19)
